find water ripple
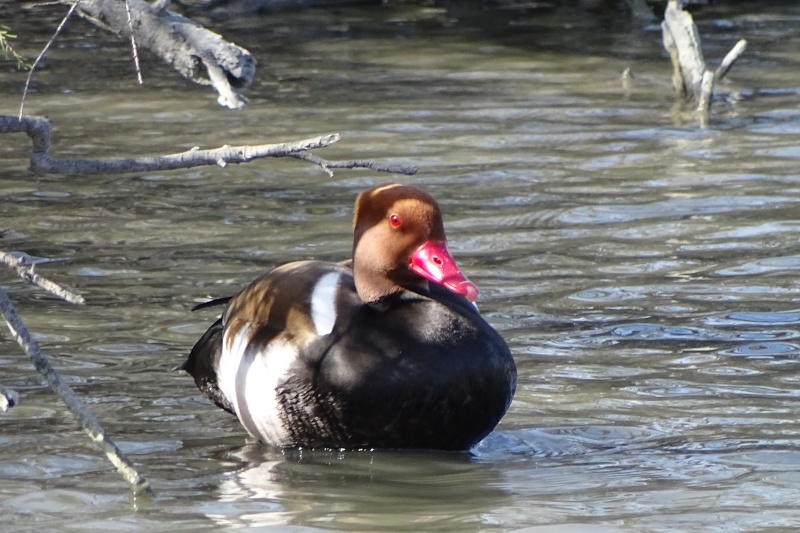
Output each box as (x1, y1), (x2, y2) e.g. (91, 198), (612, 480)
(558, 322), (800, 348)
(707, 310), (800, 325)
(570, 287), (647, 302)
(719, 342), (800, 358)
(621, 380), (800, 398)
(557, 196), (799, 225)
(568, 283), (800, 305)
(473, 425), (664, 461)
(716, 255), (800, 276)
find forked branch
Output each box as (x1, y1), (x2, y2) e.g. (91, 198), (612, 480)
(661, 0), (747, 126)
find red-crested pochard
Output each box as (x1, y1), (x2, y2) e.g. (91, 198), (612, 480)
(181, 183), (516, 450)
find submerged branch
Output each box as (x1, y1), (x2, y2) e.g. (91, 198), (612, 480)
(661, 0), (747, 126)
(0, 288), (151, 494)
(662, 0), (706, 101)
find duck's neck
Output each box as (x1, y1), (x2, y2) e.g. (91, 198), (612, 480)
(353, 265), (429, 303)
(351, 241), (428, 303)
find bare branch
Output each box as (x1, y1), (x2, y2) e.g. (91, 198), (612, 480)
(289, 151), (418, 177)
(1, 115), (412, 177)
(291, 150), (335, 177)
(0, 250), (85, 305)
(0, 288), (151, 494)
(0, 115), (358, 175)
(715, 39), (747, 82)
(124, 0), (144, 85)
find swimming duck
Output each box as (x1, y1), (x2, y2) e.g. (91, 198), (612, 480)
(181, 183), (516, 450)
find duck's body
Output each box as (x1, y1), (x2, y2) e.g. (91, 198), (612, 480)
(182, 184), (516, 450)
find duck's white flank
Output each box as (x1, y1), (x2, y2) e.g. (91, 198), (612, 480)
(217, 324), (250, 416)
(218, 325), (296, 446)
(241, 339), (296, 445)
(310, 272), (341, 336)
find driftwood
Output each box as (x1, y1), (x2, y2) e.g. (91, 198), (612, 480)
(0, 114), (417, 176)
(661, 0), (746, 126)
(0, 254), (151, 495)
(59, 0), (256, 109)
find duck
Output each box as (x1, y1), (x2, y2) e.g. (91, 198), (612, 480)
(181, 183), (516, 451)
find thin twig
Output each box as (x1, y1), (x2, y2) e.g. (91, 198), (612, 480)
(0, 250), (85, 305)
(0, 287), (151, 495)
(19, 0), (81, 119)
(289, 151), (417, 177)
(124, 0), (143, 84)
(292, 150), (334, 177)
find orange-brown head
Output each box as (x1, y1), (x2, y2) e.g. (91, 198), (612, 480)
(351, 183), (478, 303)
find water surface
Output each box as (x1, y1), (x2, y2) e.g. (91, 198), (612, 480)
(2, 2), (800, 531)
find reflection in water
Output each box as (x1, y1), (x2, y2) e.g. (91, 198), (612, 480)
(207, 445), (510, 530)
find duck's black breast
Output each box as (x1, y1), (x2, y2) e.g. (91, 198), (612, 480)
(282, 281), (517, 450)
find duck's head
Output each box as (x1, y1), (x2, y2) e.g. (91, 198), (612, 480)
(351, 183), (479, 304)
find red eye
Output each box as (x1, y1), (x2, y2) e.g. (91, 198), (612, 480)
(390, 214), (402, 227)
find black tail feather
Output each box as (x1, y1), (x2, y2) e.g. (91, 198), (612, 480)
(182, 317), (236, 415)
(191, 296), (232, 312)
